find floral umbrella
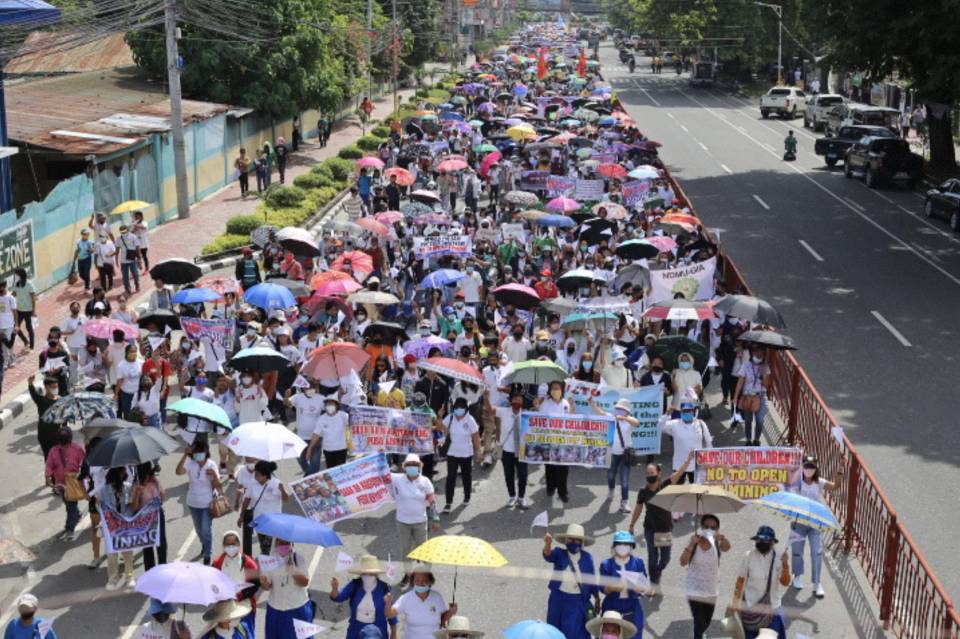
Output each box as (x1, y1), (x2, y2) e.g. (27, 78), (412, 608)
(330, 251), (374, 281)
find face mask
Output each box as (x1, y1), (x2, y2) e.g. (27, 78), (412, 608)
(678, 361), (691, 370)
(537, 340), (549, 348)
(195, 378), (206, 387)
(752, 356), (763, 364)
(49, 340), (59, 348)
(19, 611), (34, 622)
(646, 474), (658, 484)
(455, 303), (464, 310)
(701, 528), (716, 539)
(565, 542), (581, 554)
(651, 366), (663, 373)
(181, 343), (190, 350)
(613, 544), (632, 557)
(224, 545), (240, 557)
(465, 267), (474, 274)
(582, 361), (593, 371)
(413, 585), (431, 594)
(325, 405), (337, 415)
(803, 467), (816, 479)
(420, 328), (431, 337)
(454, 408), (467, 418)
(550, 389), (563, 401)
(246, 463), (255, 472)
(602, 634), (618, 639)
(405, 466), (420, 478)
(681, 411), (694, 423)
(193, 452), (206, 463)
(361, 575), (378, 589)
(276, 544), (292, 557)
(241, 376), (253, 385)
(513, 333), (523, 341)
(356, 314), (366, 322)
(755, 541), (772, 554)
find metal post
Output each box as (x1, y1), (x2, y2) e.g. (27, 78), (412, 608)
(786, 365), (801, 445)
(843, 457), (860, 555)
(391, 0), (398, 115)
(777, 5), (782, 85)
(366, 0), (374, 98)
(879, 514), (900, 625)
(0, 71), (12, 213)
(165, 0), (190, 219)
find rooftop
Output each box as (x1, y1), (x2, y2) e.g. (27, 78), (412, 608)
(4, 31), (134, 75)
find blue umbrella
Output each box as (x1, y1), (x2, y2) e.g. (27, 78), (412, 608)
(597, 115), (616, 126)
(438, 102), (454, 110)
(172, 288), (220, 305)
(243, 282), (296, 310)
(418, 269), (466, 289)
(439, 112), (464, 122)
(753, 491), (839, 531)
(536, 214), (576, 228)
(503, 620), (565, 639)
(252, 513), (342, 546)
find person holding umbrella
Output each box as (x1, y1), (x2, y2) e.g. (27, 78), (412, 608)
(213, 530), (259, 633)
(175, 439), (222, 565)
(260, 537), (314, 639)
(543, 524), (600, 639)
(598, 532), (648, 631)
(387, 563), (456, 639)
(329, 555), (397, 639)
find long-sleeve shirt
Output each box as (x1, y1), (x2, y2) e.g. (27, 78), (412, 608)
(45, 443), (85, 487)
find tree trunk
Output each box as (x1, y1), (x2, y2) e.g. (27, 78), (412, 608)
(926, 103), (957, 170)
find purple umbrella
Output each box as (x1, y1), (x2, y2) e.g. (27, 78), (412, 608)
(477, 102), (497, 113)
(504, 118), (525, 126)
(136, 562), (239, 605)
(405, 336), (454, 358)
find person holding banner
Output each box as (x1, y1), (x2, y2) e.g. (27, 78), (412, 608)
(590, 398), (639, 514)
(132, 461), (167, 571)
(260, 538), (314, 639)
(304, 396), (350, 470)
(598, 531), (648, 633)
(96, 467), (136, 591)
(543, 524), (600, 639)
(537, 380), (573, 503)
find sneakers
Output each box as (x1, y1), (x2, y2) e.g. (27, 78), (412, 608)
(441, 504), (452, 514)
(792, 576), (804, 590)
(618, 500), (631, 514)
(814, 583), (825, 599)
(87, 556), (103, 569)
(606, 487), (615, 500)
(105, 578), (121, 592)
(507, 496), (519, 508)
(517, 497), (531, 510)
(125, 575), (137, 589)
(62, 530), (78, 542)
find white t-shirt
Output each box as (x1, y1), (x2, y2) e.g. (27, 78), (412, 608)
(389, 472), (434, 524)
(184, 458), (219, 508)
(738, 549), (784, 608)
(116, 357), (144, 394)
(662, 419), (712, 470)
(235, 465), (257, 504)
(201, 338), (226, 374)
(312, 411), (349, 451)
(118, 233), (139, 263)
(685, 539), (720, 600)
(611, 417), (633, 455)
(539, 397), (570, 416)
(95, 239), (116, 267)
(394, 590), (448, 639)
(443, 413), (478, 458)
(289, 393), (326, 440)
(495, 406), (523, 454)
(0, 294), (16, 329)
(671, 368), (702, 409)
(61, 315), (87, 350)
(132, 381), (162, 417)
(251, 477), (283, 519)
(236, 384), (267, 425)
(459, 272), (482, 304)
(267, 552), (309, 610)
(787, 477), (827, 503)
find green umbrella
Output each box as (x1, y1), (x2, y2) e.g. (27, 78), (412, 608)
(469, 120), (485, 128)
(503, 360), (569, 386)
(561, 311), (619, 332)
(451, 96), (468, 105)
(647, 335), (709, 372)
(576, 147), (594, 159)
(168, 398), (232, 431)
(474, 143), (498, 153)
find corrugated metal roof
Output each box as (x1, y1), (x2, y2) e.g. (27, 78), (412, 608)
(4, 32), (134, 74)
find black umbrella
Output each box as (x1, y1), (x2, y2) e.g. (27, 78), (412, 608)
(557, 269), (604, 293)
(713, 295), (786, 329)
(363, 321), (409, 343)
(647, 335), (710, 372)
(405, 121), (424, 138)
(737, 330), (796, 351)
(138, 309), (181, 332)
(229, 346), (291, 373)
(150, 259), (202, 285)
(263, 276), (311, 297)
(568, 137), (594, 148)
(615, 239), (660, 260)
(578, 219), (618, 245)
(87, 427), (180, 467)
(82, 417), (138, 439)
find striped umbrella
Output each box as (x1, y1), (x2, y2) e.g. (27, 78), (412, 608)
(753, 491), (839, 531)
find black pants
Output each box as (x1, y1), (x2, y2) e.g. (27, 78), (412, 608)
(502, 451), (527, 499)
(77, 256), (92, 289)
(242, 518), (254, 558)
(445, 456), (472, 505)
(277, 161), (286, 184)
(15, 310), (33, 349)
(324, 449), (348, 469)
(143, 507), (168, 570)
(139, 248), (150, 271)
(422, 453), (436, 479)
(545, 464), (568, 499)
(720, 369), (737, 400)
(688, 599), (716, 639)
(239, 172), (249, 195)
(98, 263), (114, 290)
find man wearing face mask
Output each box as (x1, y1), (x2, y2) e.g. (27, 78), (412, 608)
(502, 323), (531, 364)
(662, 399), (712, 486)
(284, 384), (326, 475)
(495, 390), (529, 509)
(680, 514), (731, 639)
(728, 526), (791, 639)
(527, 329), (557, 361)
(598, 532), (649, 632)
(440, 398), (481, 513)
(670, 353), (702, 417)
(390, 454), (440, 564)
(305, 397), (349, 469)
(543, 524), (600, 639)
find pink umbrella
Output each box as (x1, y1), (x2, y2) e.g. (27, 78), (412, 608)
(83, 318), (138, 340)
(355, 156), (384, 171)
(331, 251), (374, 281)
(416, 357), (485, 385)
(597, 163), (627, 179)
(437, 158), (469, 173)
(312, 279), (363, 297)
(383, 168), (414, 186)
(644, 235), (677, 253)
(197, 275), (240, 301)
(480, 151), (501, 178)
(546, 196), (581, 213)
(356, 217), (392, 237)
(374, 211), (403, 225)
(302, 342), (370, 379)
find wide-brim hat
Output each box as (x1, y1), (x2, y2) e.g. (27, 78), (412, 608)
(613, 398), (631, 412)
(349, 554), (386, 575)
(199, 599), (251, 635)
(434, 616), (484, 639)
(585, 610), (637, 639)
(554, 523), (594, 546)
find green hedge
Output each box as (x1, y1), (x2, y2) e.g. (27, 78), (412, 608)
(265, 185), (306, 208)
(310, 163), (335, 180)
(356, 134), (386, 152)
(225, 214), (262, 236)
(371, 125), (391, 138)
(201, 234), (249, 256)
(323, 157), (354, 182)
(294, 172), (334, 190)
(337, 145), (363, 160)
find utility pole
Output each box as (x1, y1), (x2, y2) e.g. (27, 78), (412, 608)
(755, 2), (783, 85)
(366, 0), (374, 100)
(164, 0), (190, 219)
(391, 0), (398, 115)
(450, 0), (457, 73)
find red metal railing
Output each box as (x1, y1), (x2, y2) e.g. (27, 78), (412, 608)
(667, 175), (960, 638)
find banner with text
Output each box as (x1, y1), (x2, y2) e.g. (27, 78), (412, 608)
(348, 405), (433, 455)
(101, 497), (162, 554)
(501, 223), (527, 243)
(518, 170), (550, 191)
(622, 180), (651, 207)
(547, 176), (576, 197)
(414, 235), (473, 259)
(695, 447), (803, 499)
(519, 411), (615, 468)
(180, 318), (236, 351)
(291, 453), (394, 525)
(564, 380), (663, 453)
(575, 178), (605, 201)
(649, 256), (717, 303)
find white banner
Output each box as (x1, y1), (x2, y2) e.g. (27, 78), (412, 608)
(648, 256), (716, 303)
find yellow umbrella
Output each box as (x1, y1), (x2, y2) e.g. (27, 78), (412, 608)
(408, 535), (507, 602)
(518, 209), (547, 221)
(506, 124), (537, 141)
(647, 483), (744, 515)
(111, 200), (151, 215)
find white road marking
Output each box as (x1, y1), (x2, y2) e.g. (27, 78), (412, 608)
(867, 188), (894, 203)
(895, 204), (960, 245)
(798, 239), (825, 262)
(679, 124), (689, 133)
(870, 310), (912, 347)
(676, 88), (960, 288)
(752, 194), (771, 210)
(638, 85), (661, 107)
(666, 113), (675, 119)
(762, 143), (776, 153)
(698, 141), (709, 152)
(844, 197), (866, 211)
(720, 164), (733, 174)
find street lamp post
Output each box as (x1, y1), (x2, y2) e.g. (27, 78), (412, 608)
(755, 1), (783, 85)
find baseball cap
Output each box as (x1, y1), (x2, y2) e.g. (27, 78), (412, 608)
(16, 594), (38, 610)
(751, 525), (777, 542)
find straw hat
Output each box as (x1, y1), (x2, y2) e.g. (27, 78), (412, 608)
(349, 554), (386, 576)
(199, 599), (252, 635)
(433, 616), (484, 639)
(585, 610), (637, 639)
(553, 523), (594, 546)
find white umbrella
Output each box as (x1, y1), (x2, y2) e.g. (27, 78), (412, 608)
(347, 291), (402, 305)
(224, 422), (306, 461)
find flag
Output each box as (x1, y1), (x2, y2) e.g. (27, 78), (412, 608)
(336, 551), (355, 572)
(531, 510), (549, 533)
(577, 49), (586, 78)
(293, 619), (326, 639)
(537, 48), (547, 80)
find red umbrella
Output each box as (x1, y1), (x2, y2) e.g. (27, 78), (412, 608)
(374, 211), (403, 225)
(331, 251), (374, 281)
(660, 213), (701, 227)
(302, 294), (354, 319)
(302, 342), (369, 379)
(356, 217), (392, 237)
(480, 151), (501, 178)
(437, 158), (469, 173)
(416, 357), (485, 386)
(597, 163), (627, 179)
(492, 283), (541, 309)
(383, 167), (414, 186)
(83, 318), (138, 340)
(197, 275), (240, 301)
(310, 270), (355, 289)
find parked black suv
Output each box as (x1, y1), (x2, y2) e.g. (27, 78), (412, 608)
(843, 136), (923, 189)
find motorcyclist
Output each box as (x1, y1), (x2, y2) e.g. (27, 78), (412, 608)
(784, 131), (798, 159)
(628, 55), (636, 73)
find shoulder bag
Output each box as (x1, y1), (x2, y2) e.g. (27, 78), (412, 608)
(739, 553), (776, 632)
(211, 489), (232, 519)
(615, 419), (635, 466)
(60, 448), (89, 502)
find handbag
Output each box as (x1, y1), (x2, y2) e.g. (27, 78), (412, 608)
(737, 394), (761, 413)
(615, 420), (635, 466)
(653, 532), (673, 547)
(699, 402), (712, 421)
(67, 269), (79, 285)
(738, 553), (776, 632)
(210, 490), (232, 519)
(59, 449), (88, 502)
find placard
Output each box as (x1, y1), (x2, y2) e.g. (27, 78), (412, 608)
(180, 317), (236, 351)
(546, 175), (576, 197)
(501, 223), (527, 242)
(518, 170), (550, 191)
(348, 405), (433, 455)
(413, 235), (472, 259)
(575, 178), (605, 201)
(518, 411), (614, 468)
(291, 453), (394, 524)
(563, 380), (663, 453)
(622, 180), (651, 207)
(100, 497), (161, 554)
(648, 256), (717, 303)
(694, 446), (803, 499)
(0, 220), (35, 283)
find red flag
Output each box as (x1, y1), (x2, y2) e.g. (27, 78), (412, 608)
(577, 49), (587, 78)
(537, 48), (547, 80)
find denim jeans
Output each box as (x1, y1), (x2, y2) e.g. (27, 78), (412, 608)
(77, 256), (92, 289)
(117, 391), (134, 420)
(298, 443), (323, 476)
(607, 453), (631, 501)
(643, 526), (672, 584)
(189, 506), (213, 563)
(791, 522), (823, 584)
(120, 260), (140, 294)
(64, 498), (80, 532)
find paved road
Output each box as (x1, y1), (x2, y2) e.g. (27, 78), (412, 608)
(601, 44), (960, 601)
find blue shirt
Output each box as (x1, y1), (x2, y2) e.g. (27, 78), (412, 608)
(4, 618), (57, 639)
(331, 578), (397, 639)
(544, 547), (597, 599)
(599, 556), (647, 604)
(76, 239), (93, 261)
(358, 175), (372, 197)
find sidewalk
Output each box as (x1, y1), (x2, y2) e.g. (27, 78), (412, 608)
(0, 86), (415, 425)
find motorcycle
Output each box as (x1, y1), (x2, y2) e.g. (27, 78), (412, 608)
(628, 57), (636, 73)
(618, 48), (631, 64)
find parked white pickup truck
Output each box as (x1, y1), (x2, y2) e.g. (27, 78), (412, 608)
(759, 86), (807, 119)
(803, 93), (845, 131)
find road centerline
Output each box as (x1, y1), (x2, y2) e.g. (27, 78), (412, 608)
(870, 310), (913, 347)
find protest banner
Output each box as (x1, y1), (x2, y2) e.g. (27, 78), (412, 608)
(575, 178), (605, 201)
(100, 497), (161, 554)
(546, 175), (576, 197)
(413, 235), (472, 259)
(649, 256), (717, 303)
(475, 227), (499, 244)
(622, 180), (651, 207)
(695, 447), (803, 499)
(591, 153), (618, 165)
(291, 453), (394, 525)
(501, 223), (527, 243)
(564, 380), (663, 454)
(518, 170), (550, 191)
(519, 412), (614, 468)
(180, 317), (236, 351)
(348, 405), (433, 455)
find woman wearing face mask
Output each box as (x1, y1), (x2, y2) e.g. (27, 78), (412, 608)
(784, 456), (841, 599)
(732, 348), (771, 446)
(213, 530), (259, 633)
(284, 384), (325, 475)
(390, 454), (439, 563)
(440, 397), (481, 513)
(198, 599), (253, 639)
(110, 343), (141, 420)
(352, 308), (371, 342)
(305, 397), (350, 469)
(131, 461), (167, 571)
(132, 374), (163, 427)
(542, 524), (600, 639)
(241, 461), (288, 555)
(573, 352), (600, 383)
(96, 466), (136, 590)
(598, 531), (649, 633)
(235, 372), (268, 425)
(679, 514), (731, 639)
(662, 399), (712, 488)
(387, 563), (456, 639)
(670, 353), (702, 417)
(262, 538), (314, 639)
(536, 381), (573, 503)
(176, 439), (222, 565)
(330, 555), (397, 639)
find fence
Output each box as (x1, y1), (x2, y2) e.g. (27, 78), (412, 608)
(667, 175), (960, 639)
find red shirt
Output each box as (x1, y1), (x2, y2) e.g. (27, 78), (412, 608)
(143, 357), (172, 383)
(534, 279), (559, 300)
